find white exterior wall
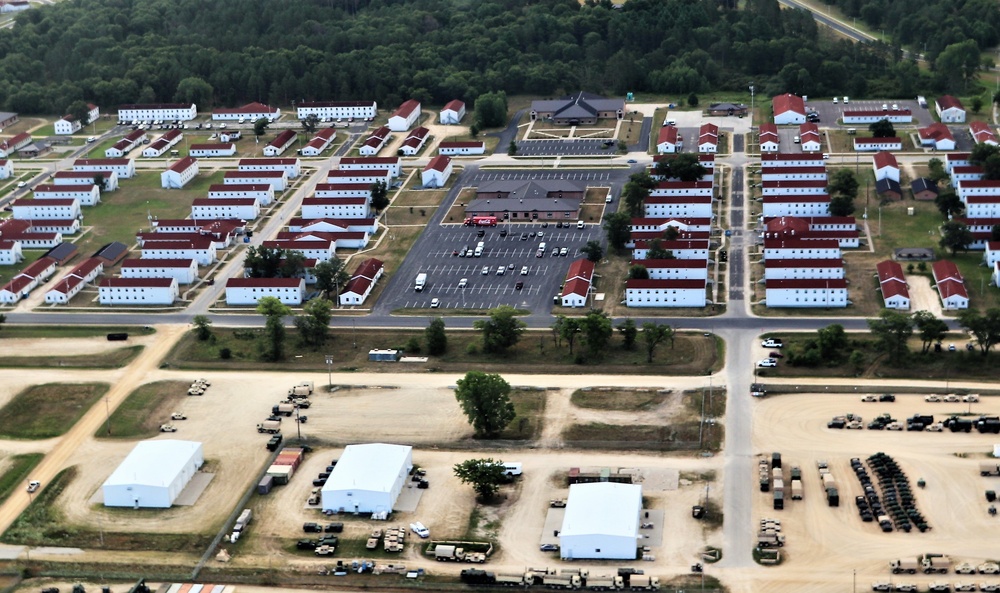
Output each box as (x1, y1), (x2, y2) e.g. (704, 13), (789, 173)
(643, 202), (713, 218)
(190, 203), (260, 220)
(238, 161), (300, 179)
(984, 246), (1000, 268)
(875, 166), (900, 182)
(763, 246), (841, 260)
(224, 174), (287, 191)
(439, 144), (486, 155)
(842, 113), (913, 124)
(54, 118), (82, 135)
(632, 247), (708, 260)
(99, 282), (178, 305)
(118, 105), (197, 121)
(439, 105), (466, 124)
(761, 201), (831, 218)
(937, 106), (965, 123)
(74, 162), (135, 178)
(0, 160), (12, 179)
(34, 186), (100, 206)
(764, 266), (845, 280)
(141, 247), (216, 266)
(225, 285), (304, 306)
(854, 140), (903, 151)
(941, 293), (969, 310)
(422, 164), (453, 188)
(189, 145), (236, 158)
(209, 187), (273, 206)
(644, 267), (709, 281)
(296, 103), (377, 120)
(883, 294), (910, 310)
(625, 286), (706, 307)
(339, 160), (402, 177)
(774, 111), (805, 125)
(301, 202), (371, 219)
(161, 164), (199, 189)
(388, 106), (420, 132)
(102, 441), (203, 508)
(121, 263), (198, 284)
(765, 286), (848, 307)
(965, 202), (1000, 218)
(0, 242), (23, 264)
(12, 201), (81, 220)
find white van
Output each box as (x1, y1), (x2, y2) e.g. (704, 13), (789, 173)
(576, 220), (585, 229)
(501, 462), (522, 476)
(539, 242), (547, 251)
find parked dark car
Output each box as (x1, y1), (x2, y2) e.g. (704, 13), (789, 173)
(303, 522), (322, 533)
(879, 394), (896, 402)
(297, 539), (318, 550)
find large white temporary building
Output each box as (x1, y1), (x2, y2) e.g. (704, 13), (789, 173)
(321, 443), (413, 513)
(560, 482), (642, 560)
(102, 440), (204, 508)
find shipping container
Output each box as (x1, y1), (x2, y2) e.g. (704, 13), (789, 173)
(267, 464), (294, 484)
(257, 475), (274, 494)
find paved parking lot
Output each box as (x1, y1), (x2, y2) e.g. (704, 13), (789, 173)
(515, 138), (615, 156)
(805, 98), (934, 128)
(382, 222), (603, 312)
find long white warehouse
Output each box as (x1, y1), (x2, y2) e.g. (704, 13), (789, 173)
(321, 443), (412, 514)
(559, 482), (642, 560)
(102, 440), (204, 508)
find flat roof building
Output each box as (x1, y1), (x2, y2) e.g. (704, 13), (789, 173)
(102, 440), (204, 508)
(321, 443), (413, 514)
(559, 482), (642, 560)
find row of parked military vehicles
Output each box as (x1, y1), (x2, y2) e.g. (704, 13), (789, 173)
(828, 413), (1000, 433)
(460, 568), (660, 590)
(851, 453), (928, 533)
(257, 382), (314, 434)
(879, 555), (1000, 591)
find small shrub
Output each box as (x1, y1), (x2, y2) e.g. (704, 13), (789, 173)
(466, 343), (479, 355)
(405, 336), (422, 353)
(219, 347), (232, 359)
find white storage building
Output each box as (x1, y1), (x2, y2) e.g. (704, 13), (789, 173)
(102, 440), (204, 508)
(321, 443), (413, 514)
(559, 482), (642, 560)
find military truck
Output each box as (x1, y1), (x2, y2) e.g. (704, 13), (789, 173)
(628, 576), (659, 591)
(585, 575), (623, 591)
(757, 531), (785, 548)
(234, 508), (252, 532)
(980, 462), (1000, 477)
(541, 575), (581, 589)
(923, 555), (952, 574)
(495, 573), (530, 587)
(289, 381), (314, 396)
(890, 558), (920, 574)
(272, 403), (295, 416)
(435, 545), (467, 561)
(257, 420), (281, 434)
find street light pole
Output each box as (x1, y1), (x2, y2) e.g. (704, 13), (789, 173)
(325, 355), (333, 391)
(748, 82), (755, 132)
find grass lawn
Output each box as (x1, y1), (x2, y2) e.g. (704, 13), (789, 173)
(0, 250), (45, 286)
(571, 388), (670, 411)
(99, 380), (190, 439)
(165, 325), (720, 375)
(2, 466), (214, 551)
(384, 208), (433, 226)
(70, 170), (221, 258)
(0, 326), (155, 339)
(495, 389), (546, 440)
(0, 383), (109, 439)
(391, 190), (447, 208)
(0, 454), (43, 506)
(562, 419), (721, 452)
(0, 345), (143, 369)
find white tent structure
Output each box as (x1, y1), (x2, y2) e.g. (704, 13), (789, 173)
(321, 443), (413, 514)
(559, 482), (642, 559)
(102, 440), (204, 508)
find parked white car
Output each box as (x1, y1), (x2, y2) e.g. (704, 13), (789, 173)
(410, 522), (430, 538)
(757, 358), (778, 368)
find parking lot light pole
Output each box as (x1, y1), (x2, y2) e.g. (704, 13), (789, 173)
(325, 355), (333, 391)
(748, 82), (755, 131)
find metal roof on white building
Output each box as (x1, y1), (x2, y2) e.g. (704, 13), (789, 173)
(103, 440), (203, 487)
(323, 443), (412, 493)
(560, 482), (642, 538)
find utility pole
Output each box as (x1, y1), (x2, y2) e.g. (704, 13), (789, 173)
(325, 355), (333, 391)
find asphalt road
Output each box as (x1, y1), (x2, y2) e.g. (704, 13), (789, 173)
(776, 0), (874, 42)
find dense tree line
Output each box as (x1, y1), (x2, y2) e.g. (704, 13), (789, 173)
(0, 0), (979, 115)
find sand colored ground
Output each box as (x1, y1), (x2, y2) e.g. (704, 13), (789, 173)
(748, 392), (1000, 593)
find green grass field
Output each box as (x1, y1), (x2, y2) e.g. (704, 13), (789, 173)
(100, 380), (189, 439)
(72, 170), (223, 258)
(0, 383), (109, 439)
(0, 454), (43, 506)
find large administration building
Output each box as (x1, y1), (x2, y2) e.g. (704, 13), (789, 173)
(321, 443), (413, 514)
(559, 482), (642, 559)
(102, 440), (204, 508)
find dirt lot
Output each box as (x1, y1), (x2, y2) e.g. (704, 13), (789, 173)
(751, 392), (1000, 593)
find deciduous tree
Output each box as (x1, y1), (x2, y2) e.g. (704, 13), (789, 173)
(313, 259), (349, 301)
(642, 322), (674, 363)
(913, 310), (949, 354)
(867, 310), (913, 362)
(868, 118), (895, 138)
(192, 315), (213, 341)
(939, 220), (973, 254)
(617, 318), (638, 351)
(294, 298), (332, 347)
(425, 317), (447, 355)
(581, 240), (604, 263)
(958, 308), (1000, 356)
(454, 372), (515, 438)
(603, 211), (631, 251)
(473, 305), (525, 353)
(580, 310), (612, 360)
(370, 180), (390, 212)
(257, 297), (291, 362)
(454, 458), (508, 500)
